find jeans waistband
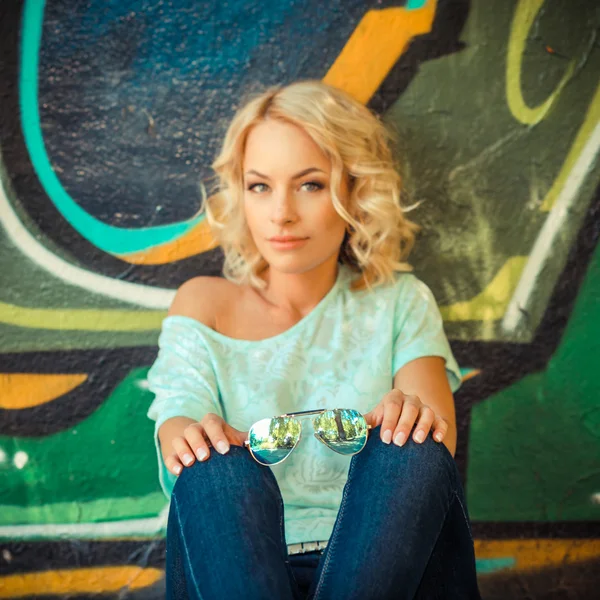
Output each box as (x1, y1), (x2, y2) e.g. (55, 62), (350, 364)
(287, 540), (329, 555)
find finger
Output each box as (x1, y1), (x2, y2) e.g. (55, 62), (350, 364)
(380, 398), (402, 444)
(413, 405), (436, 443)
(365, 388), (404, 429)
(393, 396), (421, 446)
(184, 422), (211, 461)
(222, 421), (249, 447)
(172, 435), (197, 467)
(363, 405), (384, 428)
(164, 454), (183, 476)
(432, 416), (449, 443)
(202, 414), (231, 454)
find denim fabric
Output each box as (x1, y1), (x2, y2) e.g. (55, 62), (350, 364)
(165, 426), (481, 599)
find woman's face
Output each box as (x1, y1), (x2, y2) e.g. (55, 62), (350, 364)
(242, 118), (350, 275)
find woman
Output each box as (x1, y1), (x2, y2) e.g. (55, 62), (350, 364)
(146, 79), (481, 599)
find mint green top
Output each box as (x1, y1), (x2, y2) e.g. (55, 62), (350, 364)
(146, 264), (462, 545)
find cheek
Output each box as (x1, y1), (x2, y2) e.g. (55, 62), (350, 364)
(320, 187), (348, 228)
(317, 204), (346, 234)
(244, 199), (263, 229)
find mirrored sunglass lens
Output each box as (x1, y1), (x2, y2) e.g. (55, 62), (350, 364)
(313, 409), (368, 455)
(248, 417), (301, 465)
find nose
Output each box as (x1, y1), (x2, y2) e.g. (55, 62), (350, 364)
(270, 188), (298, 225)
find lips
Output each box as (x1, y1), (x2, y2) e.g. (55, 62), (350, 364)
(269, 236), (308, 242)
(268, 237), (309, 250)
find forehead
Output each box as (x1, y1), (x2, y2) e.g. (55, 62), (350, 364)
(243, 119), (330, 171)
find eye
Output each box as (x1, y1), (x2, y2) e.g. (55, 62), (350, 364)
(301, 181), (325, 192)
(247, 183), (269, 193)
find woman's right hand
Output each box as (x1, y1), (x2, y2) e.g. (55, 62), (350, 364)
(163, 413), (248, 476)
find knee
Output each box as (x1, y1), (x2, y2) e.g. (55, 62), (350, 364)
(362, 425), (458, 492)
(172, 444), (275, 504)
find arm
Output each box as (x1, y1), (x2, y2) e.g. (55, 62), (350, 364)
(147, 276), (229, 488)
(156, 276), (219, 451)
(364, 274), (462, 457)
(393, 356), (457, 456)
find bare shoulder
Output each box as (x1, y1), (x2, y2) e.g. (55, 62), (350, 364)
(167, 276), (235, 328)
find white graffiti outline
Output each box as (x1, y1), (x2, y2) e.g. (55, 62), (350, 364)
(502, 121), (600, 332)
(0, 178), (175, 309)
(0, 502), (170, 540)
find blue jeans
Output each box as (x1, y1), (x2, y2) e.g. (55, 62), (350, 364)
(165, 425), (482, 599)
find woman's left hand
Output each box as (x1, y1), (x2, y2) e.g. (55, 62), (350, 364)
(363, 388), (448, 447)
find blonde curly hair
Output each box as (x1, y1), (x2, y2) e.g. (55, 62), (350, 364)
(199, 79), (420, 292)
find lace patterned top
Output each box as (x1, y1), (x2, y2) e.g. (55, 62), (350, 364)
(146, 263), (462, 546)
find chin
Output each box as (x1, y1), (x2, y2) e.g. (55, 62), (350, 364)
(264, 256), (311, 274)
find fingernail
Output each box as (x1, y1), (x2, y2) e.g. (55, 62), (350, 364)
(217, 440), (230, 454)
(197, 448), (208, 461)
(415, 430), (425, 443)
(382, 429), (392, 444)
(394, 432), (406, 446)
(435, 432), (443, 442)
(182, 453), (194, 466)
(173, 464), (182, 475)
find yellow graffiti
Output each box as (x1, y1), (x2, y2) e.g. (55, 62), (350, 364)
(506, 0), (576, 125)
(475, 538), (600, 573)
(461, 369), (481, 382)
(0, 566), (162, 598)
(439, 257), (527, 322)
(324, 1), (437, 104)
(116, 217), (219, 265)
(0, 374), (87, 409)
(540, 83), (600, 211)
(0, 301), (165, 331)
(0, 539), (597, 597)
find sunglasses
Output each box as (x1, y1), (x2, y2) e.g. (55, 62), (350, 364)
(243, 408), (372, 466)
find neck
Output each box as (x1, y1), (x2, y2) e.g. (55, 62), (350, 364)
(259, 258), (341, 318)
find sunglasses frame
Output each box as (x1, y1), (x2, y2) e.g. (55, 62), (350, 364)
(243, 408), (373, 467)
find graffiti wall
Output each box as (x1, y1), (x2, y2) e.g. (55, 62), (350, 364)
(1, 0), (599, 597)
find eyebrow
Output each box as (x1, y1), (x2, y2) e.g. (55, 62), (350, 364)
(244, 167), (326, 180)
